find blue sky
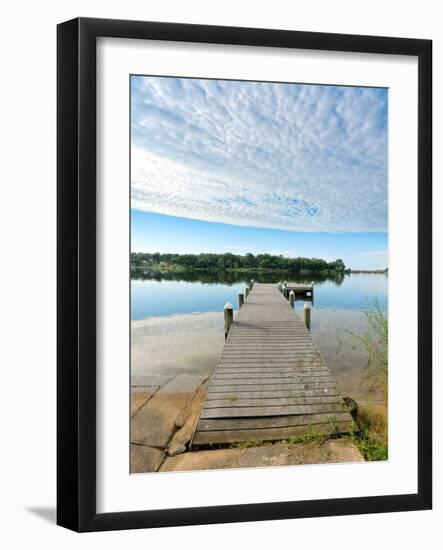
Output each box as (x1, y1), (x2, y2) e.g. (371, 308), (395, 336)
(131, 76), (388, 269)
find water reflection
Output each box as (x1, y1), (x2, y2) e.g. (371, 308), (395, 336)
(131, 268), (347, 286)
(131, 272), (388, 402)
(132, 312), (224, 384)
(131, 272), (387, 320)
(131, 308), (381, 401)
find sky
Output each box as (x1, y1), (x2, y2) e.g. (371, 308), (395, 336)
(131, 76), (388, 269)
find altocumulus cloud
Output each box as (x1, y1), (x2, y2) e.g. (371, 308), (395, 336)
(131, 76), (387, 233)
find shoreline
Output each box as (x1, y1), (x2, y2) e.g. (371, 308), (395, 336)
(130, 373), (367, 474)
(130, 306), (387, 473)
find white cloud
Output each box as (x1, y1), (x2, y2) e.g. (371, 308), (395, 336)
(131, 77), (388, 233)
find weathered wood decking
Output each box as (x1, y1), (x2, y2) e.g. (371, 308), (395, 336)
(191, 283), (353, 447)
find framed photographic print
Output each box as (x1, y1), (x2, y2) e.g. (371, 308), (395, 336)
(57, 18), (432, 532)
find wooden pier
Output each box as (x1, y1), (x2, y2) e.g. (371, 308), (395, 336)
(191, 283), (353, 447)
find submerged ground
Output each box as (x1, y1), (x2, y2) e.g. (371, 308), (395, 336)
(130, 307), (386, 472)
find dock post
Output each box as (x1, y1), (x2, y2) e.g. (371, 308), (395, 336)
(289, 290), (295, 308)
(250, 279), (255, 289)
(238, 292), (244, 309)
(283, 281), (287, 298)
(224, 302), (233, 339)
(245, 286), (249, 299)
(303, 303), (311, 331)
(278, 281), (282, 293)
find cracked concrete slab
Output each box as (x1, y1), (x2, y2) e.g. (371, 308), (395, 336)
(131, 374), (207, 449)
(160, 438), (363, 472)
(131, 388), (159, 417)
(131, 445), (165, 473)
(168, 382), (209, 456)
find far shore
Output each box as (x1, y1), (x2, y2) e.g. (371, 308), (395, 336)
(349, 269), (388, 274)
(131, 264), (388, 277)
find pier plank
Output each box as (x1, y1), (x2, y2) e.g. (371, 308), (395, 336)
(207, 382), (338, 393)
(205, 389), (340, 400)
(197, 412), (352, 431)
(211, 377), (335, 386)
(200, 403), (347, 419)
(203, 396), (342, 408)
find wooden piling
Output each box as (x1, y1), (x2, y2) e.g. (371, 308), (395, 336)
(289, 290), (295, 308)
(250, 279), (255, 289)
(224, 302), (233, 339)
(245, 287), (249, 299)
(303, 303), (311, 331)
(238, 292), (244, 309)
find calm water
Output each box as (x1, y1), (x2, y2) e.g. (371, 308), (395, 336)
(131, 272), (387, 401)
(131, 272), (387, 319)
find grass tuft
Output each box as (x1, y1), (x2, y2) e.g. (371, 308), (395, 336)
(230, 439), (267, 448)
(350, 297), (388, 400)
(347, 298), (388, 461)
(285, 426), (327, 445)
(353, 401), (388, 461)
(353, 434), (388, 461)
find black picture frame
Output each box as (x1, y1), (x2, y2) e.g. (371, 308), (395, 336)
(57, 17), (432, 532)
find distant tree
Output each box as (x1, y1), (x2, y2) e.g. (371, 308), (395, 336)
(130, 252), (346, 273)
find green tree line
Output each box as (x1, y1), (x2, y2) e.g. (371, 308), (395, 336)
(131, 252), (347, 273)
